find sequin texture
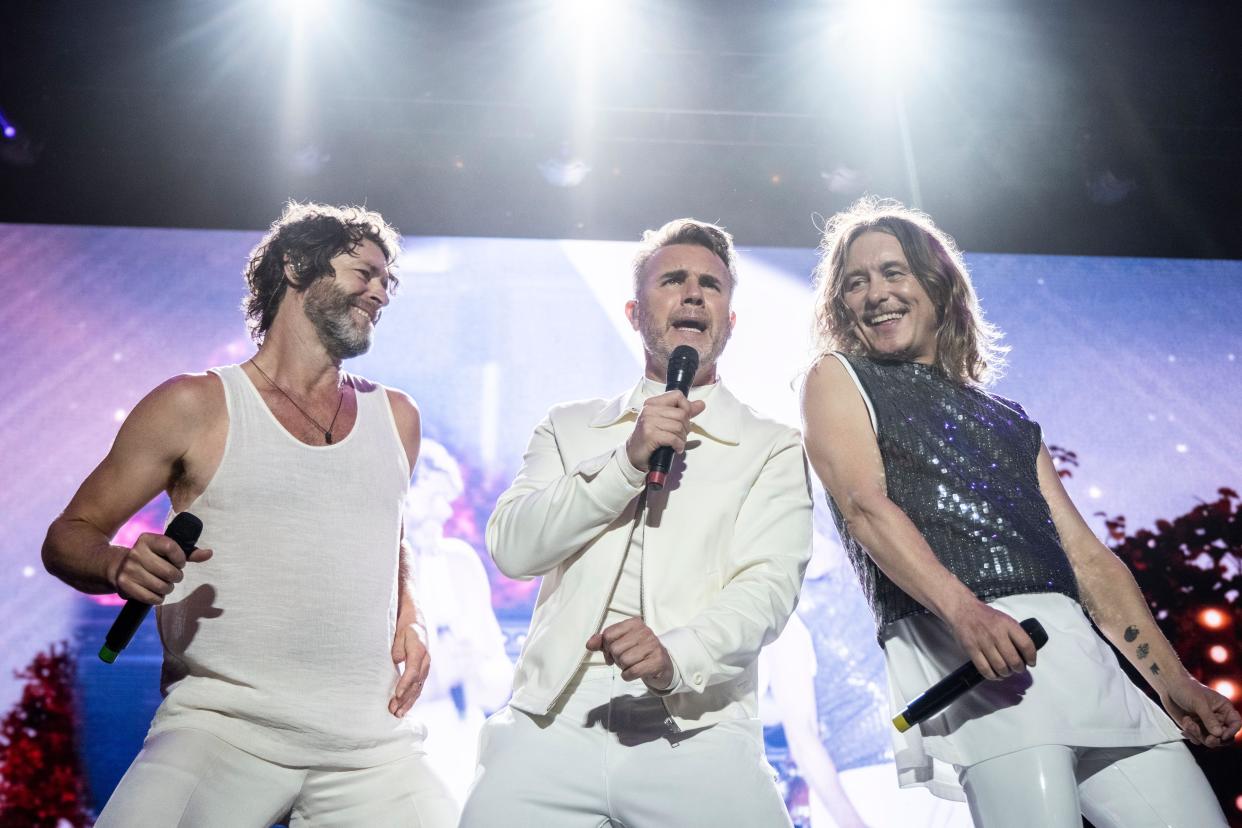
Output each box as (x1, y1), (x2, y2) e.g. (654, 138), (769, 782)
(827, 354), (1080, 636)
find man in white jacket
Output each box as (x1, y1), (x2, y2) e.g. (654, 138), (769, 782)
(459, 219), (812, 827)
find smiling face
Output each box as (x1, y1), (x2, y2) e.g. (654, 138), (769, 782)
(301, 239), (392, 360)
(841, 230), (939, 365)
(626, 243), (737, 385)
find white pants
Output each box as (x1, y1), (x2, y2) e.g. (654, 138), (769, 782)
(96, 728), (459, 828)
(459, 666), (792, 828)
(958, 741), (1227, 828)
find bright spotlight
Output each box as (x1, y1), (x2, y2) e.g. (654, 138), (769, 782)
(272, 0), (333, 26)
(1199, 608), (1229, 630)
(1209, 645), (1230, 664)
(1211, 678), (1239, 702)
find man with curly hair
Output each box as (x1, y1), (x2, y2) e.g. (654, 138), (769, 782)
(801, 197), (1239, 826)
(43, 202), (457, 826)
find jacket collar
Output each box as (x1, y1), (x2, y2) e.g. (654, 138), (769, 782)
(588, 377), (742, 445)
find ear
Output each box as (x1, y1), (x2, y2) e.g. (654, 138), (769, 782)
(727, 309), (737, 335)
(282, 257), (300, 288)
(624, 299), (640, 332)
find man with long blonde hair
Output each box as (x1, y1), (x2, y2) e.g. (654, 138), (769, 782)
(800, 197), (1237, 826)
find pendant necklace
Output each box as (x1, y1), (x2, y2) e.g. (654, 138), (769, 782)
(249, 359), (345, 444)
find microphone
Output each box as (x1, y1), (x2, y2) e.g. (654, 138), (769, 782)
(646, 345), (700, 492)
(99, 512), (203, 664)
(892, 617), (1048, 733)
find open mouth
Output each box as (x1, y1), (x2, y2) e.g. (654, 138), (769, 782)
(864, 309), (906, 327)
(671, 318), (707, 333)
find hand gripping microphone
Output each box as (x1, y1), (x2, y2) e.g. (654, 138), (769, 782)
(646, 345), (700, 492)
(892, 617), (1048, 733)
(99, 511), (203, 664)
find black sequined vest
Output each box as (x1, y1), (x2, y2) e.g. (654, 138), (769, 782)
(827, 353), (1080, 636)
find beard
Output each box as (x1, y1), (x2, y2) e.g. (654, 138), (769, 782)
(636, 304), (730, 375)
(303, 278), (375, 360)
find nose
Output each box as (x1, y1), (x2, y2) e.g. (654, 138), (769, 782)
(680, 277), (704, 305)
(368, 278), (391, 309)
(864, 272), (889, 307)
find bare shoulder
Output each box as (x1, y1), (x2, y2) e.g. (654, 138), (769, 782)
(126, 372), (225, 436)
(384, 387), (421, 434)
(382, 385), (422, 468)
(801, 354), (860, 414)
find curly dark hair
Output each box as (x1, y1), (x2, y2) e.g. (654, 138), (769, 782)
(242, 201), (403, 343)
(631, 218), (739, 296)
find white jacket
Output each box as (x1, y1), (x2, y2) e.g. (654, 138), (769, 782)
(487, 379), (812, 730)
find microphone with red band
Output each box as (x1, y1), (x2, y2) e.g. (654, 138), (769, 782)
(99, 511), (203, 664)
(646, 345), (700, 492)
(892, 617), (1048, 732)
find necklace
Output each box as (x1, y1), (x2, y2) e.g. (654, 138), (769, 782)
(249, 359), (345, 444)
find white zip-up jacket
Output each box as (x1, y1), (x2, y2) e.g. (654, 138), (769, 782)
(487, 379), (812, 730)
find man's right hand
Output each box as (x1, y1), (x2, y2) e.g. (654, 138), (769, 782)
(625, 391), (706, 472)
(108, 532), (213, 605)
(945, 597), (1037, 680)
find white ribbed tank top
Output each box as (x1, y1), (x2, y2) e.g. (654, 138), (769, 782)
(148, 364), (425, 767)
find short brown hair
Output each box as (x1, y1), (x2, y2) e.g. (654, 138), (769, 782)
(631, 218), (738, 296)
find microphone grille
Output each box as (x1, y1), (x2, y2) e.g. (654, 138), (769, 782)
(669, 345), (699, 375)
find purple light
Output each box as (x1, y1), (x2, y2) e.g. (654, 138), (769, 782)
(2, 126), (14, 139)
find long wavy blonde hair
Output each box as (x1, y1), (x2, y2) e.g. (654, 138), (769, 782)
(811, 197), (1007, 386)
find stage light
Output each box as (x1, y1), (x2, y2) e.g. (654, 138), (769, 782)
(1211, 679), (1238, 701)
(1199, 608), (1228, 629)
(538, 152), (591, 188)
(2, 126), (13, 139)
(1209, 645), (1230, 664)
(272, 0), (333, 25)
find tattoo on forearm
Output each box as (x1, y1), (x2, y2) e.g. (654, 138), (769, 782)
(1136, 642), (1150, 659)
(1149, 663), (1160, 676)
(1124, 625), (1139, 642)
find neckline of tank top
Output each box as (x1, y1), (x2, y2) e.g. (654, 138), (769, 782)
(234, 364), (363, 450)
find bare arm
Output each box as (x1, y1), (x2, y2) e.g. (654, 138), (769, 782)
(42, 374), (217, 601)
(800, 357), (1036, 680)
(1037, 446), (1241, 747)
(767, 614), (869, 828)
(387, 389), (430, 716)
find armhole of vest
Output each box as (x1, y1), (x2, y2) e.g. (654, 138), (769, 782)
(375, 384), (412, 480)
(829, 352), (878, 436)
(183, 366), (235, 510)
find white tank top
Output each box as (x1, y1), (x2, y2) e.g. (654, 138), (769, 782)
(149, 364), (425, 767)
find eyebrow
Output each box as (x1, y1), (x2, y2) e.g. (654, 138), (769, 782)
(845, 259), (907, 278)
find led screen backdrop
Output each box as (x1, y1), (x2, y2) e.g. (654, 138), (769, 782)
(1, 223), (1238, 824)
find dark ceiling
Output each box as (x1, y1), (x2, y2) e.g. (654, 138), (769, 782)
(2, 0), (1239, 257)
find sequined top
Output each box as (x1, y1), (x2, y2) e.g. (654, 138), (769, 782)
(827, 353), (1080, 635)
(798, 566), (891, 771)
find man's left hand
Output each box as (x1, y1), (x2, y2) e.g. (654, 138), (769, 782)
(389, 620), (430, 717)
(586, 618), (675, 691)
(1161, 676), (1242, 748)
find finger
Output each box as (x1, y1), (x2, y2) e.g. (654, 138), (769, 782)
(971, 650), (999, 681)
(117, 580), (165, 605)
(1012, 628), (1038, 667)
(1180, 715), (1205, 745)
(585, 633), (603, 652)
(997, 638), (1027, 674)
(128, 565), (179, 597)
(688, 400), (706, 417)
(187, 547), (214, 563)
(391, 634), (405, 664)
(145, 535), (190, 568)
(621, 654), (660, 683)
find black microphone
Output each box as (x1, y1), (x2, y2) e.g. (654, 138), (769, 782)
(646, 345), (700, 491)
(99, 512), (203, 664)
(892, 617), (1048, 732)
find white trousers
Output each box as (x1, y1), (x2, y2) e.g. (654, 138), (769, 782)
(96, 728), (459, 828)
(958, 741), (1227, 828)
(459, 666), (792, 828)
